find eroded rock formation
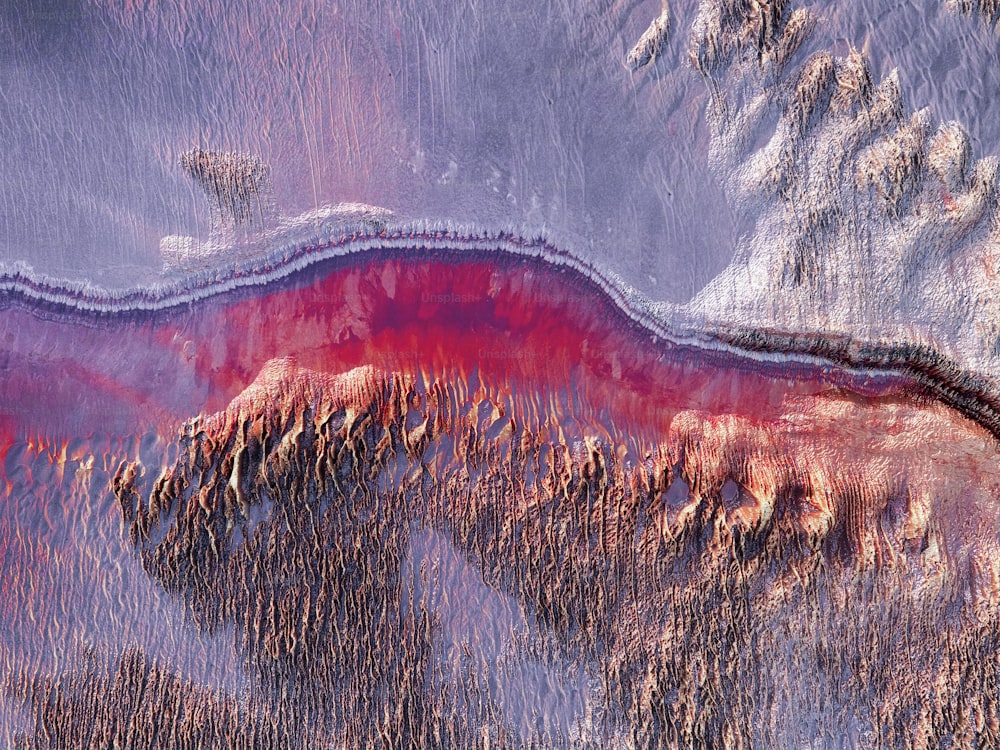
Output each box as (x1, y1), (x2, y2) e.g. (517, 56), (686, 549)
(626, 6), (672, 71)
(180, 148), (275, 233)
(105, 357), (1000, 747)
(671, 0), (1000, 380)
(8, 647), (304, 750)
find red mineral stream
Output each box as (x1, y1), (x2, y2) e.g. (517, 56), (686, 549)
(0, 245), (923, 445)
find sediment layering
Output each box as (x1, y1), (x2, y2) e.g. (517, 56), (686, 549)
(2, 240), (1000, 747)
(0, 226), (1000, 444)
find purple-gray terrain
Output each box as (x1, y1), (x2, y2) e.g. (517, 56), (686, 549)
(3, 1), (1000, 747)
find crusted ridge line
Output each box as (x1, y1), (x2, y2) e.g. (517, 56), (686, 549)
(3, 219), (1000, 440)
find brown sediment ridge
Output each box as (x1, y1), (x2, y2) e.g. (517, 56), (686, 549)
(103, 356), (1000, 747)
